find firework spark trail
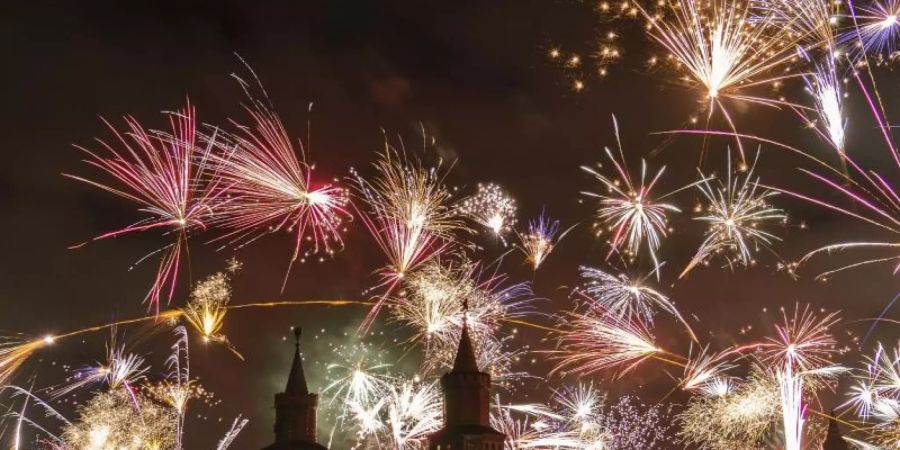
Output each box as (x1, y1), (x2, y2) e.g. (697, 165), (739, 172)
(679, 374), (781, 449)
(681, 151), (787, 278)
(633, 0), (808, 162)
(391, 260), (536, 384)
(516, 209), (571, 271)
(552, 306), (665, 377)
(0, 299), (372, 388)
(499, 383), (673, 449)
(352, 141), (463, 331)
(761, 305), (840, 450)
(207, 102), (351, 290)
(762, 304), (841, 372)
(65, 102), (219, 314)
(841, 343), (900, 447)
(457, 182), (518, 239)
(681, 347), (738, 393)
(798, 53), (847, 156)
(840, 0), (900, 59)
(215, 415), (249, 450)
(578, 266), (697, 341)
(779, 365), (806, 450)
(51, 339), (148, 400)
(753, 0), (840, 49)
(581, 117), (699, 275)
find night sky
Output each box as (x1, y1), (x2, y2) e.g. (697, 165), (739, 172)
(3, 1), (899, 448)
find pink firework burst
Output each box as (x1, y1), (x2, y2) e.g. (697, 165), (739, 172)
(66, 101), (217, 313)
(208, 102), (352, 290)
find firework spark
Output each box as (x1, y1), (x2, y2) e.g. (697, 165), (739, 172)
(65, 101), (218, 313)
(53, 341), (148, 400)
(841, 0), (900, 60)
(61, 389), (178, 450)
(753, 0), (840, 49)
(801, 54), (847, 155)
(208, 102), (351, 288)
(579, 266), (696, 340)
(762, 304), (840, 372)
(581, 117), (690, 273)
(457, 182), (518, 239)
(635, 0), (804, 161)
(179, 272), (244, 359)
(681, 152), (786, 278)
(516, 210), (571, 271)
(679, 374), (781, 449)
(552, 307), (661, 377)
(393, 260), (534, 382)
(353, 143), (463, 329)
(512, 383), (672, 449)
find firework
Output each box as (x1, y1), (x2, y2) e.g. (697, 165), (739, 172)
(778, 365), (806, 450)
(514, 383), (672, 449)
(53, 341), (148, 400)
(843, 342), (900, 428)
(552, 307), (661, 377)
(349, 378), (442, 450)
(318, 339), (396, 446)
(681, 152), (786, 278)
(384, 380), (442, 450)
(679, 375), (781, 449)
(801, 54), (847, 155)
(208, 102), (351, 288)
(516, 210), (570, 271)
(753, 0), (840, 49)
(65, 102), (218, 313)
(215, 416), (249, 450)
(840, 0), (900, 60)
(578, 266), (697, 340)
(457, 182), (518, 239)
(391, 259), (533, 384)
(0, 337), (53, 387)
(179, 272), (243, 359)
(61, 389), (178, 450)
(762, 304), (840, 372)
(634, 0), (804, 161)
(681, 348), (738, 394)
(353, 143), (463, 329)
(761, 305), (839, 450)
(581, 117), (689, 272)
(394, 260), (533, 346)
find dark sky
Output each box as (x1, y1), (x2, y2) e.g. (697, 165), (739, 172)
(2, 1), (899, 449)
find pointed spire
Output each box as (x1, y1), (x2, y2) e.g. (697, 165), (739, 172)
(285, 326), (309, 395)
(451, 298), (479, 372)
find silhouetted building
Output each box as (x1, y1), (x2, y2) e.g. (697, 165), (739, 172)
(822, 412), (850, 450)
(262, 328), (328, 450)
(428, 319), (506, 450)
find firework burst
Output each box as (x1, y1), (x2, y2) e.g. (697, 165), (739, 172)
(393, 259), (533, 382)
(65, 101), (218, 313)
(800, 54), (847, 155)
(552, 306), (661, 377)
(753, 0), (841, 50)
(516, 210), (571, 271)
(457, 182), (518, 239)
(353, 142), (463, 329)
(208, 102), (351, 288)
(679, 374), (781, 449)
(840, 0), (900, 60)
(681, 152), (786, 278)
(581, 117), (697, 274)
(635, 0), (805, 162)
(179, 272), (243, 359)
(578, 266), (697, 340)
